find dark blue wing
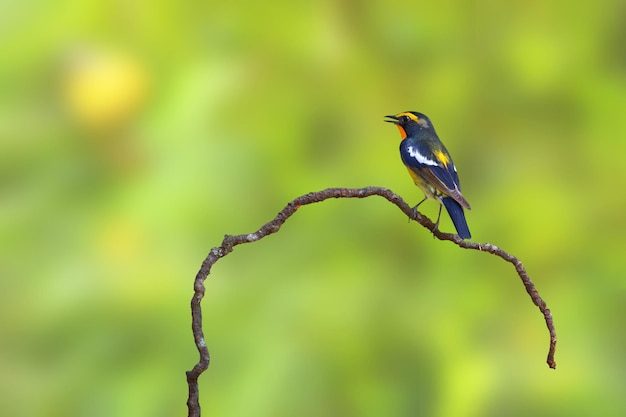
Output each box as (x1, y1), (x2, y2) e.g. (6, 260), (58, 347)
(400, 139), (470, 209)
(414, 139), (460, 190)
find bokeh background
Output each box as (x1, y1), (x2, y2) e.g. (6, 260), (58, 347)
(2, 0), (625, 416)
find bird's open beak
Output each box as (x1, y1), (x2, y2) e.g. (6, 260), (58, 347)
(384, 115), (399, 124)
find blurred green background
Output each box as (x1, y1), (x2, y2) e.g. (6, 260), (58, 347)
(2, 0), (626, 416)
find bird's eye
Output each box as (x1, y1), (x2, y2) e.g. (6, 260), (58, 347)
(400, 116), (410, 123)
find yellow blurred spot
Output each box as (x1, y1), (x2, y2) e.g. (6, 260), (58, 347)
(97, 217), (143, 264)
(61, 46), (149, 131)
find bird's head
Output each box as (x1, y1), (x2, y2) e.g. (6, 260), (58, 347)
(384, 111), (432, 139)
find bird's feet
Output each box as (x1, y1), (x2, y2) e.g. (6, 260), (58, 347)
(431, 204), (443, 237)
(431, 218), (440, 237)
(408, 197), (427, 223)
(408, 205), (419, 223)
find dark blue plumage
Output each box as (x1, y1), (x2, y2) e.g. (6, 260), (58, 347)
(442, 197), (471, 239)
(386, 111), (472, 239)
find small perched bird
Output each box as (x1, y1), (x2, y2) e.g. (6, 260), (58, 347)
(385, 111), (471, 239)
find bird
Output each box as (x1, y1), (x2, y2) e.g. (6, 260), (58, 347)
(384, 111), (471, 239)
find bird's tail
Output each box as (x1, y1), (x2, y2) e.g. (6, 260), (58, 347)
(442, 197), (471, 239)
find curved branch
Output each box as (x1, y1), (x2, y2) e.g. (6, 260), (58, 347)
(186, 186), (557, 417)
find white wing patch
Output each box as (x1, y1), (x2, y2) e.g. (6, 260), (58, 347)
(407, 145), (438, 166)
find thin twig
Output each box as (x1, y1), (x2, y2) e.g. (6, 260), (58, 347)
(186, 186), (557, 417)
